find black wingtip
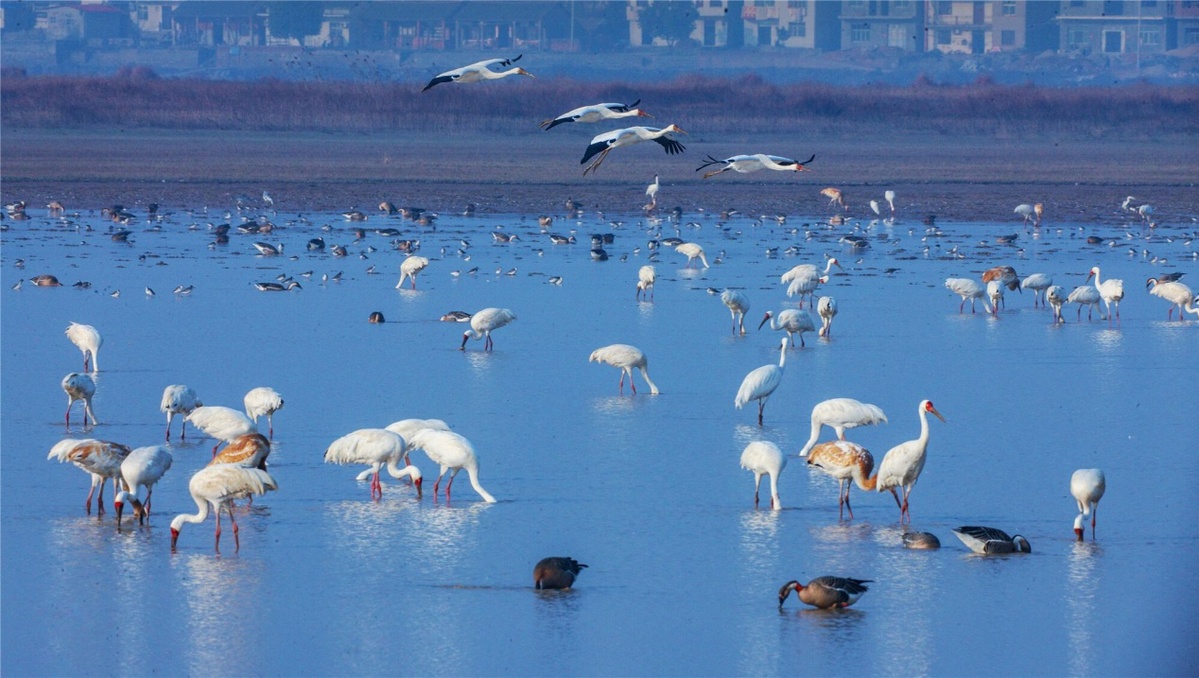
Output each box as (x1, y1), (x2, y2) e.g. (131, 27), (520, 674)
(801, 153), (816, 165)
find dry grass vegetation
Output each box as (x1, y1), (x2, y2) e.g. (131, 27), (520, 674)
(3, 72), (1197, 138)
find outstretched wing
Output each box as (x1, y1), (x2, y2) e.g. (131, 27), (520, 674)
(608, 98), (640, 113)
(695, 155), (726, 172)
(422, 74), (456, 92)
(580, 128), (623, 164)
(580, 139), (611, 164)
(653, 137), (686, 156)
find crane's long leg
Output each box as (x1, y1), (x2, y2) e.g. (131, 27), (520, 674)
(214, 505), (223, 552)
(230, 505), (242, 552)
(753, 473), (762, 507)
(843, 481), (854, 520)
(757, 400), (765, 427)
(85, 475), (99, 514)
(267, 413), (274, 440)
(445, 469), (459, 503)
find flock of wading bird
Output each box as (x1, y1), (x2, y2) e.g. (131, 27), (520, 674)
(34, 54), (1195, 604)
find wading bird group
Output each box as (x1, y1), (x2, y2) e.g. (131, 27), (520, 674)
(31, 54), (1186, 609)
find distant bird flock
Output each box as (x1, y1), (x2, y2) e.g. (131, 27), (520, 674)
(20, 53), (1194, 603)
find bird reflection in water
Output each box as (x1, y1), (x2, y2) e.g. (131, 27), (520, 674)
(176, 555), (265, 676)
(1067, 541), (1103, 677)
(872, 526), (940, 676)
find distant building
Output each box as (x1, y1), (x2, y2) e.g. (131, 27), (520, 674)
(45, 3), (135, 44)
(741, 1), (840, 49)
(171, 2), (265, 47)
(925, 1), (1059, 54)
(839, 0), (925, 52)
(348, 1), (461, 51)
(1056, 0), (1180, 55)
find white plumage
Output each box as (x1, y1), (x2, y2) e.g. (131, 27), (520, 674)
(170, 464), (278, 552)
(817, 296), (837, 338)
(1046, 285), (1067, 323)
(739, 441), (786, 510)
(48, 438), (131, 515)
(589, 344), (660, 395)
(161, 385), (201, 441)
(186, 405), (257, 455)
(798, 398), (888, 457)
(244, 386), (284, 438)
(1146, 278), (1198, 319)
(675, 242), (709, 269)
(541, 100), (650, 130)
(695, 153), (814, 179)
(422, 55), (532, 91)
(1021, 273), (1054, 308)
(986, 280), (1004, 316)
(396, 255), (430, 290)
(720, 289), (751, 335)
(62, 372), (98, 428)
(636, 265), (656, 301)
(1067, 284), (1103, 321)
(580, 124), (687, 175)
(114, 445), (173, 525)
(1087, 266), (1124, 322)
(1071, 468), (1106, 540)
(325, 428), (419, 499)
(875, 400), (946, 523)
(65, 322), (102, 372)
(782, 258), (841, 308)
(406, 429), (496, 504)
(758, 309), (816, 348)
(735, 337), (788, 426)
(945, 277), (986, 314)
(460, 307), (517, 351)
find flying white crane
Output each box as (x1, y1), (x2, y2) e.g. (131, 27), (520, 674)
(694, 153), (814, 179)
(580, 125), (686, 175)
(422, 55), (533, 92)
(540, 100), (651, 130)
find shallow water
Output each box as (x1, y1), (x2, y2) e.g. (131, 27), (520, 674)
(2, 205), (1196, 676)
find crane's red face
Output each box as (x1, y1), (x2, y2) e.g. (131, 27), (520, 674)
(413, 477), (423, 498)
(637, 110), (653, 118)
(925, 401), (947, 422)
(170, 527), (180, 549)
(1074, 526), (1084, 540)
(794, 164), (811, 172)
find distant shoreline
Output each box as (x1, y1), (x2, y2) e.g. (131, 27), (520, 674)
(3, 127), (1196, 228)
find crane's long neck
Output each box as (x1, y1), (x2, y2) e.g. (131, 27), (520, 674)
(1092, 271), (1103, 291)
(855, 468), (879, 492)
(484, 67), (524, 81)
(777, 343), (787, 369)
(1183, 298), (1199, 317)
(466, 464), (496, 503)
(823, 259), (835, 275)
(638, 366), (660, 395)
(385, 459), (418, 480)
(799, 419), (821, 457)
(172, 494), (210, 530)
(768, 470), (781, 509)
(917, 407), (932, 448)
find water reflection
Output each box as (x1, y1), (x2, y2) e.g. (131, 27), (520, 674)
(589, 395), (638, 416)
(114, 529), (154, 676)
(737, 510), (782, 676)
(174, 553), (265, 677)
(1090, 327), (1123, 351)
(637, 300), (655, 322)
(873, 527), (941, 678)
(1066, 541), (1103, 677)
(395, 288), (422, 304)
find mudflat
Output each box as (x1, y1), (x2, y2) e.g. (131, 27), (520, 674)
(2, 128), (1196, 223)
